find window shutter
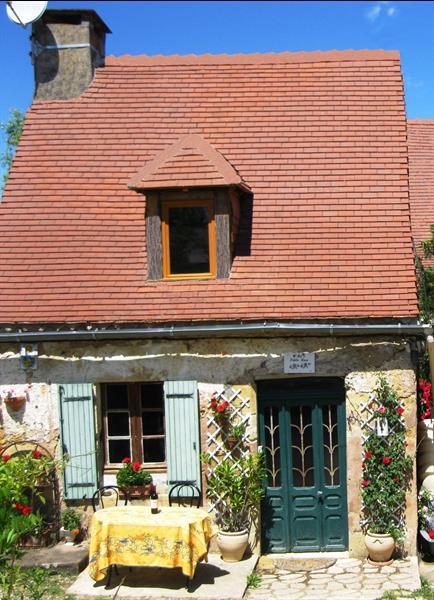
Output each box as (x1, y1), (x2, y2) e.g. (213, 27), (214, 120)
(164, 380), (201, 490)
(58, 383), (98, 500)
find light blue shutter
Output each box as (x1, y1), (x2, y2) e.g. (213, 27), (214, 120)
(164, 380), (201, 490)
(59, 383), (98, 500)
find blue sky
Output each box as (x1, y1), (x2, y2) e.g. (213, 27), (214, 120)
(1, 0), (433, 165)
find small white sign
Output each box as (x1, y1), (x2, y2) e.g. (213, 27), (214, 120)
(284, 352), (315, 374)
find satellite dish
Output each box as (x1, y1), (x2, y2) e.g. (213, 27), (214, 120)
(6, 1), (48, 27)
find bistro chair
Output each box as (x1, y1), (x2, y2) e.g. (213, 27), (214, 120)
(91, 485), (129, 512)
(168, 481), (201, 508)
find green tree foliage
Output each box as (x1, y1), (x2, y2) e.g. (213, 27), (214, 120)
(1, 108), (25, 193)
(415, 224), (434, 321)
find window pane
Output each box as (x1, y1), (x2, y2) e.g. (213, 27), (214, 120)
(141, 384), (163, 409)
(143, 438), (165, 462)
(142, 413), (164, 435)
(106, 384), (128, 410)
(264, 406), (281, 487)
(322, 404), (340, 486)
(168, 206), (210, 274)
(290, 406), (314, 488)
(108, 439), (131, 463)
(107, 412), (130, 436)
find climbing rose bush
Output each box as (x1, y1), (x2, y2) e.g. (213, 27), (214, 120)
(418, 379), (432, 420)
(361, 375), (413, 542)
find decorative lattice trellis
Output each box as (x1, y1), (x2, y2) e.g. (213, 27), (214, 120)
(359, 389), (407, 532)
(204, 386), (252, 516)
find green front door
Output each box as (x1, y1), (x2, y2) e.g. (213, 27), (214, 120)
(258, 378), (348, 553)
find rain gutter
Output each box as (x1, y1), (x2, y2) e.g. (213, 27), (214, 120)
(0, 321), (431, 343)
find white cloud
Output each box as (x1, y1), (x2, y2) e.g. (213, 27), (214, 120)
(365, 2), (397, 22)
(366, 5), (381, 21)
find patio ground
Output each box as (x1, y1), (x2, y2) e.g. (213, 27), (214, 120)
(67, 553), (257, 599)
(18, 543), (434, 599)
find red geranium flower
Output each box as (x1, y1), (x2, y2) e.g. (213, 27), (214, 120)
(361, 479), (369, 487)
(122, 457), (131, 463)
(429, 530), (434, 539)
(15, 502), (23, 511)
(32, 450), (42, 459)
(21, 506), (32, 516)
(217, 404), (226, 413)
(382, 457), (392, 465)
(2, 454), (11, 462)
(396, 407), (404, 416)
(210, 401), (217, 409)
(364, 451), (372, 459)
(132, 461), (141, 472)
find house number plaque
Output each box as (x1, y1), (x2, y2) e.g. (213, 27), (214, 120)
(284, 352), (316, 374)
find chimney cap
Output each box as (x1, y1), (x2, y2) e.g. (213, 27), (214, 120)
(39, 9), (111, 34)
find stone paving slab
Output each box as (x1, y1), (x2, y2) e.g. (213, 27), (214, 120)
(17, 542), (89, 574)
(245, 556), (421, 600)
(67, 553), (257, 599)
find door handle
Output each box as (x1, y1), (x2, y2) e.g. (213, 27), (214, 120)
(317, 491), (324, 500)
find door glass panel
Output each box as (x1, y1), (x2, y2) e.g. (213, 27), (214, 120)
(322, 404), (340, 486)
(264, 406), (281, 487)
(108, 439), (131, 463)
(140, 384), (163, 408)
(290, 406), (314, 487)
(142, 413), (164, 435)
(106, 384), (128, 409)
(107, 412), (130, 436)
(143, 439), (165, 462)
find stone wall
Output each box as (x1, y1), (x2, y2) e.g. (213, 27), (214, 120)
(0, 334), (417, 555)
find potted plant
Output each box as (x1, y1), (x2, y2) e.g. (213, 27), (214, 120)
(418, 488), (434, 558)
(201, 451), (265, 562)
(225, 422), (246, 449)
(2, 387), (27, 412)
(116, 457), (153, 498)
(60, 508), (81, 544)
(209, 394), (231, 424)
(361, 375), (413, 564)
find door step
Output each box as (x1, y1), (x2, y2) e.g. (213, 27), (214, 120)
(257, 552), (349, 573)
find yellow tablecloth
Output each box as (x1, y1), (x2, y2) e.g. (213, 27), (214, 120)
(88, 506), (216, 581)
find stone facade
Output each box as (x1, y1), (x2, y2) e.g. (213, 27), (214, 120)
(0, 334), (417, 556)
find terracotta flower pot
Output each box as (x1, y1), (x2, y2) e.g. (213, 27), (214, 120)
(4, 396), (26, 411)
(217, 529), (249, 562)
(225, 436), (239, 449)
(365, 530), (395, 565)
(126, 484), (152, 499)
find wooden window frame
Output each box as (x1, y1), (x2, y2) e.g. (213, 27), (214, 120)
(102, 382), (166, 474)
(161, 198), (217, 280)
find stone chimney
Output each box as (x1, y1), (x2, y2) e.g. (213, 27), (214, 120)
(31, 10), (111, 100)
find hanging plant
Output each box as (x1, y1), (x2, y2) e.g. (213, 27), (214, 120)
(209, 393), (231, 423)
(361, 375), (413, 543)
(1, 387), (27, 411)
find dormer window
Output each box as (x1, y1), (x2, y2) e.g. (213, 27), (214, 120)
(162, 199), (216, 279)
(128, 133), (250, 282)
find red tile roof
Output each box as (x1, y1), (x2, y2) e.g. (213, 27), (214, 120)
(129, 133), (249, 191)
(0, 50), (418, 325)
(408, 120), (434, 264)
